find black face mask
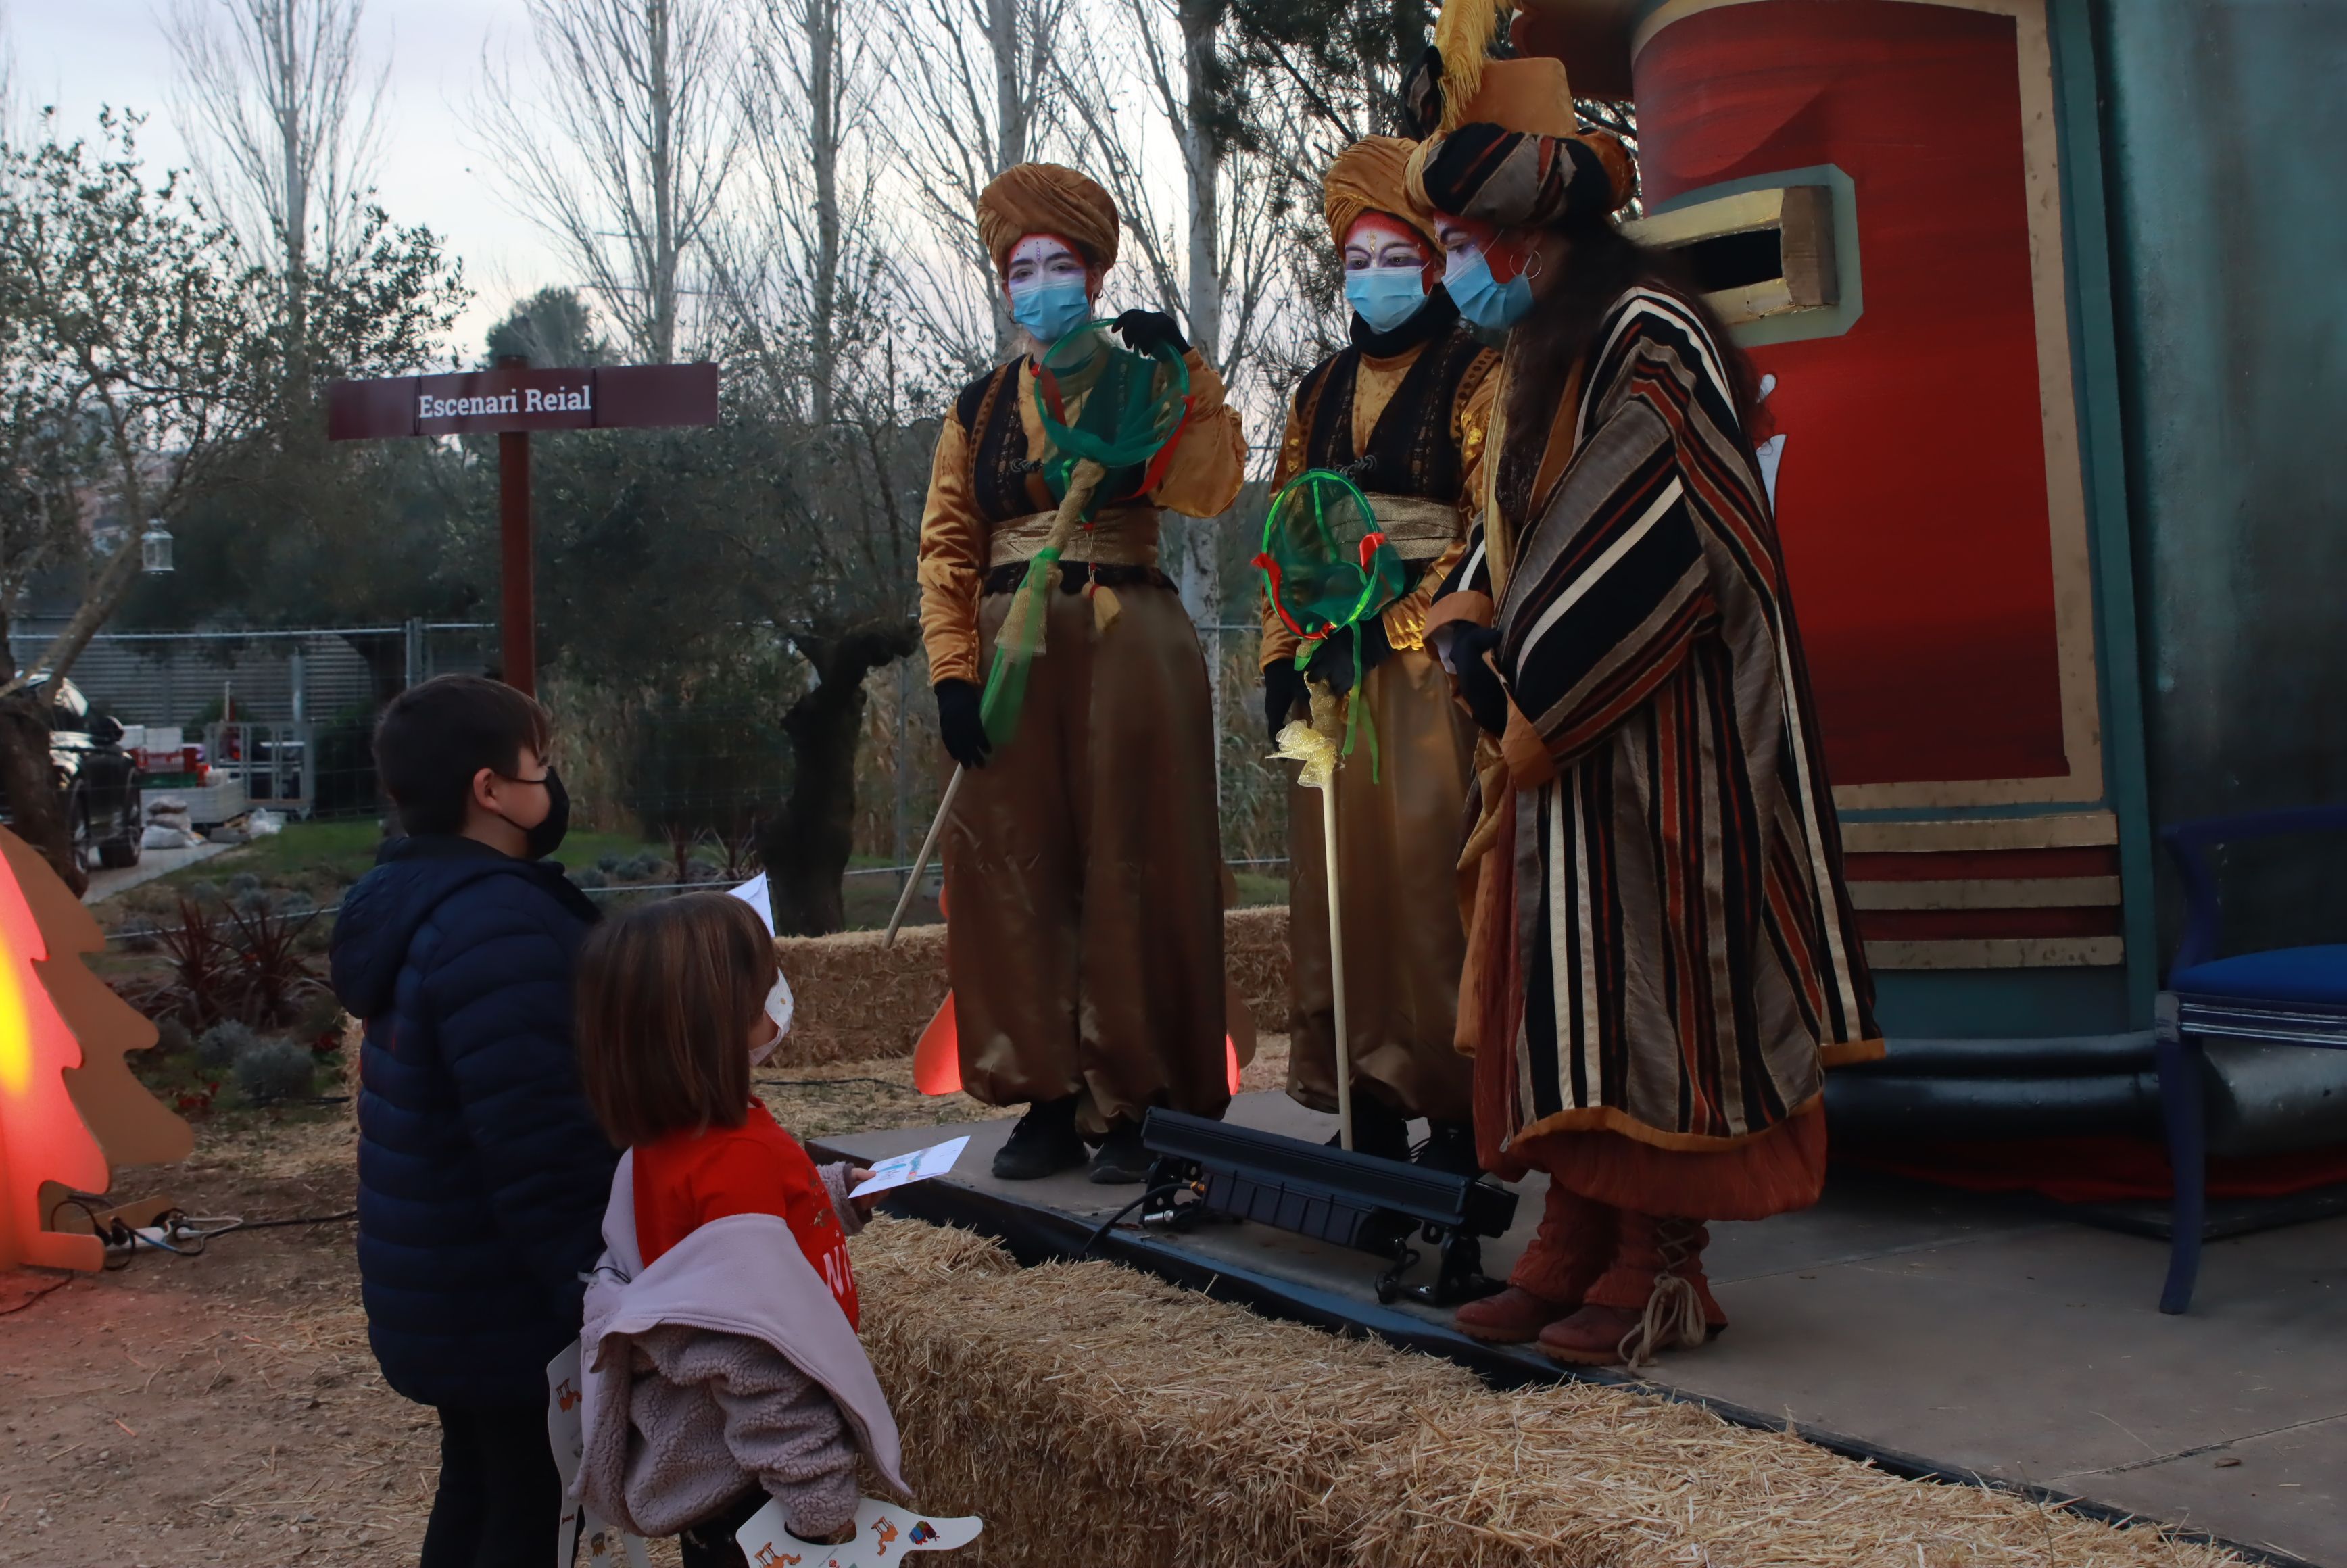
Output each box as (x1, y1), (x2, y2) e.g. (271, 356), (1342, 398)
(500, 765), (571, 860)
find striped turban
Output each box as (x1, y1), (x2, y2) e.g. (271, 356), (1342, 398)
(976, 163), (1121, 275)
(1322, 137), (1438, 253)
(1406, 122), (1638, 230)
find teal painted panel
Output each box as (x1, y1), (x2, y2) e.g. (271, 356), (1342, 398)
(2096, 0), (2347, 958)
(1874, 967), (2135, 1041)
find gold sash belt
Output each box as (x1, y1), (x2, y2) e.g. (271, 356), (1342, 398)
(1364, 494), (1462, 560)
(987, 504), (1163, 569)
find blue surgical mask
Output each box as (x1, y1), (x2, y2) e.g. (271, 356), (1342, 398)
(1447, 250), (1534, 333)
(1010, 278), (1090, 346)
(1345, 267), (1428, 334)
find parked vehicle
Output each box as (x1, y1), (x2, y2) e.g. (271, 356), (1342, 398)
(0, 675), (143, 873)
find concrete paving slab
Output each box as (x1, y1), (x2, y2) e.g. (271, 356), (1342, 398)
(80, 839), (234, 903)
(819, 1091), (2346, 1565)
(2055, 1412), (2346, 1565)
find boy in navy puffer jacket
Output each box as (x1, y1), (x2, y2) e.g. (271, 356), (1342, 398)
(331, 675), (614, 1568)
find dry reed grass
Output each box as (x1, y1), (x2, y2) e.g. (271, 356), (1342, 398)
(849, 1218), (2244, 1568)
(771, 907), (1295, 1067)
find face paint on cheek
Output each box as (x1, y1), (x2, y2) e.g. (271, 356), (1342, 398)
(1480, 233), (1538, 285)
(1005, 233), (1094, 345)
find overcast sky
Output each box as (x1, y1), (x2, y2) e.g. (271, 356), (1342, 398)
(12, 0), (564, 358)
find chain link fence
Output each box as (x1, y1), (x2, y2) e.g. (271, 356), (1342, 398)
(34, 618), (1296, 904)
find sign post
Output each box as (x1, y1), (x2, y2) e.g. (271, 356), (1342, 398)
(495, 356), (537, 694)
(326, 360), (720, 696)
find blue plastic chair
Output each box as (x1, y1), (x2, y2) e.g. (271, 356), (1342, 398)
(2154, 804), (2347, 1313)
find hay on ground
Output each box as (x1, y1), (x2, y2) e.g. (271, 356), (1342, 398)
(848, 1218), (2242, 1568)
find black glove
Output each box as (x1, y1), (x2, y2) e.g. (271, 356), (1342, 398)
(1305, 618), (1391, 697)
(1263, 662), (1307, 740)
(1449, 625), (1511, 736)
(1115, 308), (1190, 358)
(935, 679), (991, 769)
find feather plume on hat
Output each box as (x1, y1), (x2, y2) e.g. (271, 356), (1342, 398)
(1402, 0), (1637, 224)
(1430, 0), (1511, 137)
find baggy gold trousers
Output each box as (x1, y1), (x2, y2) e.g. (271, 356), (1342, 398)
(942, 580), (1230, 1137)
(1286, 645), (1477, 1123)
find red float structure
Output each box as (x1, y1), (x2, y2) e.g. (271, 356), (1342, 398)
(1519, 0), (2170, 1156)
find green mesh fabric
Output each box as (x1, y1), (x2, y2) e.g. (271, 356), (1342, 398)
(979, 322), (1192, 750)
(1030, 320), (1191, 504)
(1254, 468), (1407, 662)
(1254, 468), (1409, 777)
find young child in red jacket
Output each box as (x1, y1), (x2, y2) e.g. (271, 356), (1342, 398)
(571, 893), (907, 1566)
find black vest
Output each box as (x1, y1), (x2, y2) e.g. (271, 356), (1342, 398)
(1289, 326), (1490, 503)
(951, 360), (1057, 526)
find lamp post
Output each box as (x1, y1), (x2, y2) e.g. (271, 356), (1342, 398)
(140, 520), (173, 574)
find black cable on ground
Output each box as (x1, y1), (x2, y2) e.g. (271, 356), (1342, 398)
(1078, 1182), (1191, 1260)
(0, 1275), (76, 1315)
(208, 1210), (358, 1234)
(755, 1077), (909, 1092)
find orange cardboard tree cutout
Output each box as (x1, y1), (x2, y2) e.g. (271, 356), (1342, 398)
(0, 827), (191, 1271)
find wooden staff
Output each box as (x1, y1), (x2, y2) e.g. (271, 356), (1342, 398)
(883, 458), (1106, 949)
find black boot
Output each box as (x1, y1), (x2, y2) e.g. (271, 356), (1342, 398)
(1329, 1094), (1412, 1163)
(992, 1096), (1086, 1180)
(1416, 1119), (1482, 1178)
(1089, 1119), (1154, 1185)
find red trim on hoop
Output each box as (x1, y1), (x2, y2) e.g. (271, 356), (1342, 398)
(1251, 550), (1308, 639)
(1134, 393), (1198, 496)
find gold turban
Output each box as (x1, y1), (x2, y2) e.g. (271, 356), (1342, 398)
(1322, 137), (1439, 253)
(976, 163), (1121, 275)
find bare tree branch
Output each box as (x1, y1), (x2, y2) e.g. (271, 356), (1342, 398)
(475, 0), (738, 363)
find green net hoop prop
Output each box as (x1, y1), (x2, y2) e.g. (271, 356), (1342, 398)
(979, 320), (1194, 750)
(1254, 467), (1407, 775)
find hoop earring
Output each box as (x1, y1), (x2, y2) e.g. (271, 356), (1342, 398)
(1523, 250), (1545, 282)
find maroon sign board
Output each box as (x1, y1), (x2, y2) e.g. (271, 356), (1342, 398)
(327, 362), (718, 440)
(326, 361), (720, 695)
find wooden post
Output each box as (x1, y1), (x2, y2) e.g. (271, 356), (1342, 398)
(495, 353), (535, 697)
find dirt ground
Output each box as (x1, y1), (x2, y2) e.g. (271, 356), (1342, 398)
(0, 1044), (1293, 1567)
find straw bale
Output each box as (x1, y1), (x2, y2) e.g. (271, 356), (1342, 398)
(773, 925), (950, 1064)
(850, 1219), (2246, 1568)
(773, 907), (1295, 1067)
(1225, 904), (1292, 1031)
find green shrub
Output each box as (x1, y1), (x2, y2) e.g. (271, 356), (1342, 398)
(196, 1020), (258, 1071)
(233, 1037), (317, 1105)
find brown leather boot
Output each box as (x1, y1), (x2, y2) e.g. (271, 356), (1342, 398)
(1454, 1183), (1616, 1341)
(1534, 1304), (1649, 1365)
(1538, 1213), (1726, 1369)
(1454, 1286), (1572, 1343)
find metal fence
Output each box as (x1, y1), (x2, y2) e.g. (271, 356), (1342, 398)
(14, 621), (495, 822)
(24, 618), (1297, 884)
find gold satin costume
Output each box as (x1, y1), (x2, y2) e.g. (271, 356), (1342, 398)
(1265, 137), (1498, 1125)
(919, 166), (1248, 1134)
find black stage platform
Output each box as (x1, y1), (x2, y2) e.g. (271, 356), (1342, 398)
(816, 1092), (2346, 1567)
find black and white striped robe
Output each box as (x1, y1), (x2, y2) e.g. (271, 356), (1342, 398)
(1434, 283), (1881, 1162)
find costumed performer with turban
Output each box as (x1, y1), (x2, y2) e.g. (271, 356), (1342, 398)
(1261, 136), (1497, 1175)
(1403, 2), (1881, 1365)
(917, 162), (1247, 1185)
